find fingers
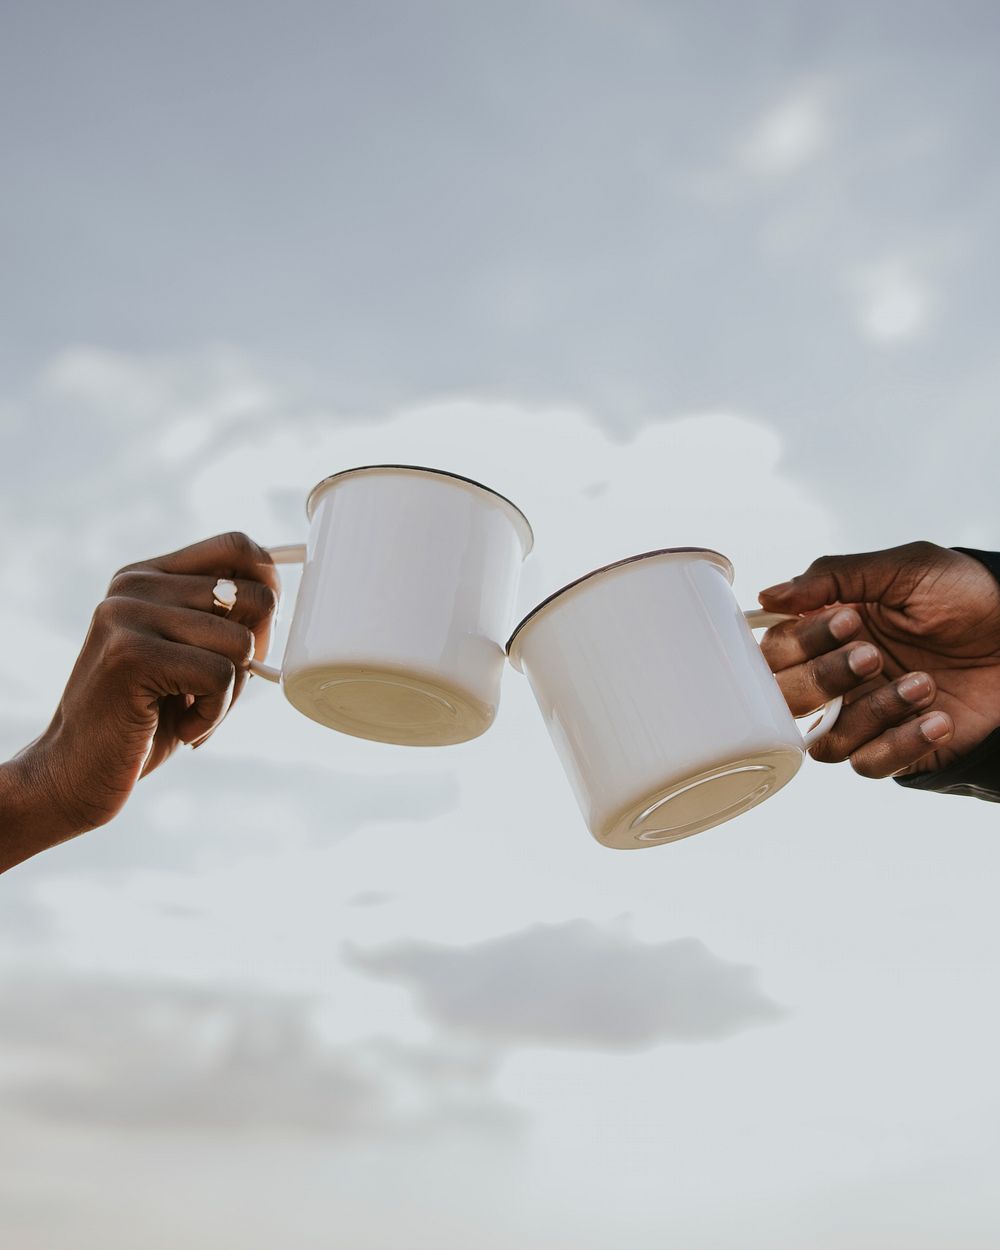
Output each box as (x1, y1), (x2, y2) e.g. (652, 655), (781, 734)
(758, 541), (947, 614)
(94, 597), (250, 746)
(776, 641), (884, 715)
(176, 686), (235, 747)
(108, 534), (281, 688)
(107, 569), (278, 635)
(760, 606), (884, 715)
(846, 711), (954, 779)
(139, 531), (278, 590)
(120, 600), (256, 668)
(760, 598), (960, 779)
(808, 670), (955, 777)
(145, 639), (238, 746)
(99, 618), (237, 703)
(760, 605), (862, 668)
(136, 601), (254, 744)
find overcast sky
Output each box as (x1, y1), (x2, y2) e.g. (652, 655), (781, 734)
(2, 3), (999, 1247)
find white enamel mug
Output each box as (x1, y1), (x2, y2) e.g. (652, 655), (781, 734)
(250, 465), (533, 745)
(506, 548), (842, 849)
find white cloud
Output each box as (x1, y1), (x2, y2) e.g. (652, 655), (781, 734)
(850, 259), (933, 343)
(0, 972), (514, 1137)
(172, 395), (836, 616)
(16, 754), (459, 879)
(348, 920), (784, 1048)
(738, 87), (831, 175)
(4, 345), (1000, 1250)
(37, 346), (275, 430)
(3, 1), (1000, 1239)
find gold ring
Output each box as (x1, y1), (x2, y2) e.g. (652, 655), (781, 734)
(212, 578), (238, 612)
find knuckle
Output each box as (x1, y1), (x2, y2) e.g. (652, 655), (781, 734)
(107, 567), (151, 598)
(92, 595), (132, 634)
(109, 559), (143, 582)
(206, 653), (237, 690)
(808, 734), (848, 765)
(869, 682), (909, 723)
(92, 597), (118, 630)
(94, 594), (153, 633)
(902, 540), (938, 561)
(103, 625), (148, 672)
(808, 617), (847, 659)
(248, 580), (278, 621)
(849, 750), (885, 780)
(803, 656), (833, 702)
(899, 541), (942, 586)
(214, 621), (254, 665)
(220, 531), (258, 561)
(106, 568), (128, 596)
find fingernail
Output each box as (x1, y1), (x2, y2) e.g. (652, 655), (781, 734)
(760, 581), (794, 599)
(191, 731), (213, 750)
(920, 712), (951, 742)
(897, 673), (932, 704)
(848, 643), (880, 676)
(829, 608), (860, 641)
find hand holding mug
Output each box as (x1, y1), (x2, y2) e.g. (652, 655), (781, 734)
(1, 532), (279, 870)
(1, 466), (533, 873)
(758, 542), (1000, 777)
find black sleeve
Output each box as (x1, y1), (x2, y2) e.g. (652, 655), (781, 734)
(893, 548), (1000, 802)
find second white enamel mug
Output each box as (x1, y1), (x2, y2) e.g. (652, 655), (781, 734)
(506, 548), (841, 849)
(251, 465), (533, 745)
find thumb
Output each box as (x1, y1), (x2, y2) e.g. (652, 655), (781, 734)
(759, 548), (918, 612)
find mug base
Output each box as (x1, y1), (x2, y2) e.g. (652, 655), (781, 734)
(595, 748), (802, 850)
(283, 664), (494, 746)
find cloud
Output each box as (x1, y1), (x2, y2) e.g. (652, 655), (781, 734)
(348, 891), (397, 908)
(167, 397), (836, 604)
(849, 259), (933, 343)
(0, 972), (515, 1137)
(737, 87), (831, 176)
(0, 365), (837, 723)
(0, 878), (54, 949)
(29, 753), (459, 877)
(347, 920), (784, 1050)
(3, 1), (998, 566)
(0, 348), (309, 647)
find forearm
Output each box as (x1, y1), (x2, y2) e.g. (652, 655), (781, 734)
(0, 745), (81, 873)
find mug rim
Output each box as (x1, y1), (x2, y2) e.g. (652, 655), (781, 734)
(506, 547), (734, 671)
(306, 464), (534, 554)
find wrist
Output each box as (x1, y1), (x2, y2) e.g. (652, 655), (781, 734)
(0, 739), (83, 872)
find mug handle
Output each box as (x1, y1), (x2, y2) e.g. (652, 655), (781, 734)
(743, 609), (843, 749)
(248, 544), (307, 683)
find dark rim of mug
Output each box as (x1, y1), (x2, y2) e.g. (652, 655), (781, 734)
(305, 464), (534, 553)
(505, 547), (734, 670)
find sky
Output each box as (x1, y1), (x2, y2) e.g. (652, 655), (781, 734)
(1, 2), (999, 1247)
